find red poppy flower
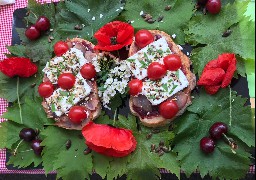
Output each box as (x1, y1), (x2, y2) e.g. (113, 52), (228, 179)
(197, 53), (237, 95)
(82, 122), (137, 157)
(0, 57), (38, 78)
(94, 21), (134, 51)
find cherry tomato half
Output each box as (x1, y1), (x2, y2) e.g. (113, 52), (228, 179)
(68, 106), (87, 124)
(163, 54), (182, 71)
(159, 100), (179, 119)
(58, 73), (76, 90)
(80, 63), (96, 80)
(54, 41), (69, 56)
(38, 82), (54, 98)
(147, 62), (167, 80)
(128, 79), (143, 96)
(135, 29), (154, 48)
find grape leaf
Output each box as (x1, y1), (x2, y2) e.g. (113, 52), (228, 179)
(173, 88), (254, 179)
(2, 98), (53, 128)
(41, 126), (93, 180)
(55, 0), (124, 43)
(186, 1), (255, 75)
(6, 45), (27, 57)
(122, 0), (194, 44)
(0, 70), (43, 102)
(0, 121), (25, 149)
(92, 152), (112, 179)
(7, 141), (42, 168)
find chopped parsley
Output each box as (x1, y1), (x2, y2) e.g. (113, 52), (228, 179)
(51, 104), (56, 112)
(162, 83), (168, 92)
(169, 84), (178, 95)
(59, 91), (69, 96)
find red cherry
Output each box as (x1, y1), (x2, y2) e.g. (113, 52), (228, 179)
(163, 54), (182, 71)
(80, 63), (96, 80)
(209, 122), (228, 140)
(38, 82), (54, 98)
(147, 62), (167, 80)
(25, 25), (40, 40)
(57, 73), (76, 90)
(54, 41), (69, 56)
(206, 0), (221, 14)
(35, 16), (51, 31)
(159, 100), (179, 119)
(200, 137), (215, 153)
(68, 106), (87, 124)
(128, 79), (143, 96)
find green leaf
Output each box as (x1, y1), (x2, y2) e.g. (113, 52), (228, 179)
(7, 140), (42, 168)
(122, 0), (194, 44)
(0, 121), (24, 149)
(2, 98), (53, 128)
(0, 70), (43, 102)
(116, 114), (138, 131)
(186, 1), (255, 75)
(55, 0), (124, 43)
(107, 156), (130, 180)
(6, 45), (27, 57)
(92, 152), (112, 179)
(173, 88), (254, 179)
(41, 126), (93, 179)
(109, 93), (123, 110)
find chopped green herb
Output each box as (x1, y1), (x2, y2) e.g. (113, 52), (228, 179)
(51, 104), (56, 112)
(139, 60), (148, 68)
(166, 49), (171, 53)
(144, 52), (151, 63)
(67, 94), (75, 104)
(157, 49), (164, 55)
(147, 46), (154, 55)
(126, 59), (135, 63)
(60, 91), (69, 96)
(162, 84), (168, 92)
(169, 85), (178, 95)
(175, 70), (179, 78)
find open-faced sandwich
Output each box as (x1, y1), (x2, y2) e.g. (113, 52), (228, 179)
(126, 30), (196, 127)
(39, 38), (101, 130)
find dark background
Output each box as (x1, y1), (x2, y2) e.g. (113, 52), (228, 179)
(0, 8), (254, 180)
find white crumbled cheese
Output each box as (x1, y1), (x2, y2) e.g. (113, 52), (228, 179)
(140, 11), (144, 15)
(172, 34), (176, 39)
(45, 76), (91, 117)
(92, 16), (96, 21)
(100, 14), (103, 18)
(177, 45), (183, 50)
(141, 70), (189, 105)
(42, 48), (88, 84)
(125, 38), (172, 80)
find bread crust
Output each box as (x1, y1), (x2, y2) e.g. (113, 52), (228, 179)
(129, 30), (196, 127)
(42, 38), (101, 130)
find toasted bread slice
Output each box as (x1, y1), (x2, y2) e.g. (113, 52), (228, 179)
(42, 38), (101, 130)
(129, 30), (196, 127)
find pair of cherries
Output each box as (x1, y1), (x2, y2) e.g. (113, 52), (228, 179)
(25, 16), (50, 40)
(19, 128), (43, 156)
(200, 122), (228, 153)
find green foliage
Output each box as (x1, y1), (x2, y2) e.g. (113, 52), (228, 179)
(173, 88), (254, 179)
(186, 1), (255, 75)
(122, 0), (194, 44)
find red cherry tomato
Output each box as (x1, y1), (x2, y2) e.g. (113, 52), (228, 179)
(163, 54), (182, 71)
(54, 41), (69, 56)
(80, 63), (96, 80)
(128, 79), (143, 96)
(58, 73), (76, 90)
(68, 106), (87, 124)
(38, 82), (54, 98)
(147, 62), (167, 80)
(135, 29), (154, 48)
(159, 100), (179, 119)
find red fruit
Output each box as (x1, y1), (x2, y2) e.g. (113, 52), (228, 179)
(57, 73), (76, 90)
(159, 100), (179, 119)
(147, 62), (167, 80)
(68, 106), (87, 124)
(204, 85), (221, 95)
(197, 68), (225, 86)
(31, 139), (43, 156)
(25, 25), (40, 40)
(206, 0), (221, 14)
(209, 122), (228, 140)
(38, 82), (54, 98)
(163, 54), (182, 71)
(35, 16), (50, 31)
(54, 41), (69, 56)
(135, 29), (154, 48)
(128, 79), (143, 96)
(80, 63), (96, 80)
(200, 137), (215, 153)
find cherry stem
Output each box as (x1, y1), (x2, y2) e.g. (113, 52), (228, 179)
(17, 77), (23, 124)
(29, 10), (38, 20)
(13, 139), (23, 156)
(222, 133), (237, 151)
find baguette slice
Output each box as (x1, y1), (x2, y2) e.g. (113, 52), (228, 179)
(129, 30), (196, 127)
(42, 38), (101, 130)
